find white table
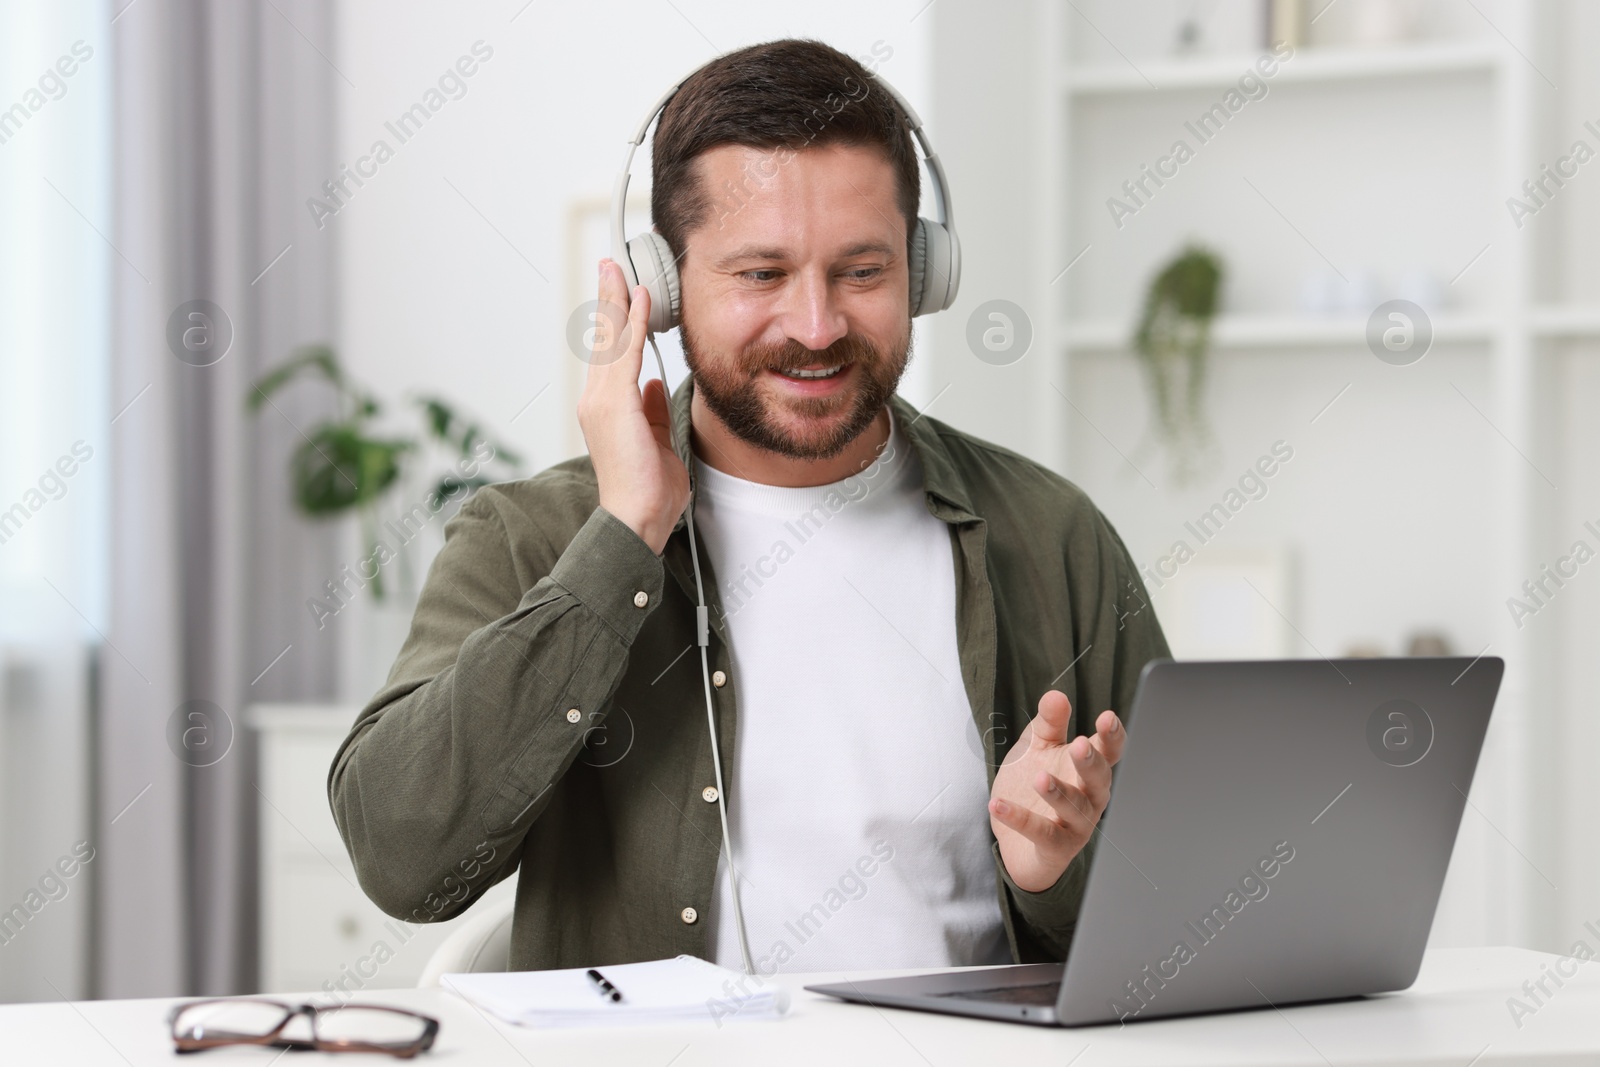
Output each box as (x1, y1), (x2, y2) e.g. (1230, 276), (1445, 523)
(5, 947), (1596, 1065)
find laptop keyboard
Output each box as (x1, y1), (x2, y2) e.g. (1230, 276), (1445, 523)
(934, 981), (1062, 1006)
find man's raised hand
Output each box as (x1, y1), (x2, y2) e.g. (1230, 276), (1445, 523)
(988, 691), (1125, 893)
(576, 258), (690, 555)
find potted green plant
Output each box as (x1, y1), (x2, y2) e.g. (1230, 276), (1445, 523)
(247, 345), (523, 600)
(1132, 245), (1224, 485)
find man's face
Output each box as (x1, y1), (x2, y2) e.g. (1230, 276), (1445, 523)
(677, 142), (913, 461)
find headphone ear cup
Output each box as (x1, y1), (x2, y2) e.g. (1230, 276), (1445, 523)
(908, 217), (956, 317)
(624, 232), (682, 333)
(907, 219), (928, 318)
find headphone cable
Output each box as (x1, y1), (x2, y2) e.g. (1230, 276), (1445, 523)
(648, 333), (756, 977)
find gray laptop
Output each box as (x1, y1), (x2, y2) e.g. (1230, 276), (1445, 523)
(807, 656), (1503, 1026)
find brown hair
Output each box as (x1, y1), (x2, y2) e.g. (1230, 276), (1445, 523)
(649, 39), (918, 265)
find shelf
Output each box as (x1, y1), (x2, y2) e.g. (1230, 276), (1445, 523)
(1064, 307), (1600, 350)
(1065, 312), (1497, 351)
(1532, 306), (1600, 338)
(1064, 40), (1503, 96)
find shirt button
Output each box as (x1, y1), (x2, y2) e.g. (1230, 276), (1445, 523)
(565, 708), (581, 724)
(712, 670), (727, 688)
(701, 786), (719, 803)
(633, 590), (649, 608)
(681, 907), (698, 924)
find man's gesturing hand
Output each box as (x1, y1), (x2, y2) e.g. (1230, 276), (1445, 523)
(577, 259), (690, 555)
(988, 691), (1125, 893)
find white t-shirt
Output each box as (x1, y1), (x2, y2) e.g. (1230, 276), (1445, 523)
(692, 407), (1009, 974)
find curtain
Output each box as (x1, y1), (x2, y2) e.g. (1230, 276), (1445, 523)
(103, 0), (340, 998)
(0, 5), (111, 1005)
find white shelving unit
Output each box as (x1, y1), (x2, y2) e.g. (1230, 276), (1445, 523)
(1066, 306), (1600, 351)
(1065, 311), (1499, 350)
(1064, 39), (1504, 94)
(1044, 4), (1565, 953)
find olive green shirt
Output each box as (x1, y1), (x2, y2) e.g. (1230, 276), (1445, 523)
(329, 376), (1170, 970)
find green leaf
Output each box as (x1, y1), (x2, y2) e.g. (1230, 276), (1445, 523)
(490, 441), (524, 468)
(290, 425), (411, 515)
(420, 398), (453, 441)
(1131, 245), (1223, 473)
(255, 346), (531, 520)
(247, 346), (344, 411)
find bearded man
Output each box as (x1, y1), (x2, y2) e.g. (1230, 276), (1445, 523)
(330, 38), (1169, 976)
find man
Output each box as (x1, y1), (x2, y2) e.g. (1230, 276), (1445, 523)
(329, 39), (1168, 976)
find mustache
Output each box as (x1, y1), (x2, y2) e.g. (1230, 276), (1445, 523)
(739, 333), (884, 375)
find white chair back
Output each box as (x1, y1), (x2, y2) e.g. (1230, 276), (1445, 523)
(416, 895), (516, 987)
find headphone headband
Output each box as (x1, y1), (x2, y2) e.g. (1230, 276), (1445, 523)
(611, 60), (960, 333)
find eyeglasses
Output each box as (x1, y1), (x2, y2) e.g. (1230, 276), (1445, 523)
(168, 998), (439, 1058)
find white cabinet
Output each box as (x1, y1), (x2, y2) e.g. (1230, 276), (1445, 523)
(248, 704), (515, 994)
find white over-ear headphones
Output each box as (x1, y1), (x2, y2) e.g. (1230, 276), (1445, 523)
(611, 69), (961, 334)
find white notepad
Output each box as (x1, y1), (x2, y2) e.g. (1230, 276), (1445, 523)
(442, 955), (791, 1028)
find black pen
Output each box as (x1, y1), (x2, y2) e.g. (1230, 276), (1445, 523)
(586, 968), (623, 1003)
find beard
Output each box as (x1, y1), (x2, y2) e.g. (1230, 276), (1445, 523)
(679, 315), (912, 461)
